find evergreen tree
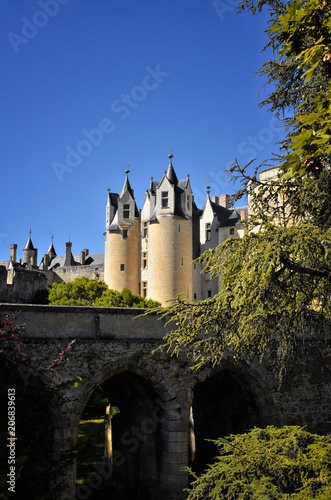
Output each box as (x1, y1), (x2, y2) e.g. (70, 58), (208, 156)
(186, 426), (331, 499)
(150, 0), (331, 374)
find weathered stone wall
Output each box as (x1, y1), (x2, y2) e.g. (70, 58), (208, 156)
(0, 266), (47, 303)
(1, 304), (331, 499)
(54, 264), (104, 283)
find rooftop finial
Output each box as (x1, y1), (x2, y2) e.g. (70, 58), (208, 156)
(29, 228), (31, 237)
(168, 149), (174, 164)
(107, 187), (110, 193)
(125, 165), (130, 175)
(51, 234), (54, 242)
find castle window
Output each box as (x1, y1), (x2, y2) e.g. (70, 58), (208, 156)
(181, 257), (183, 266)
(161, 191), (168, 207)
(142, 252), (148, 269)
(206, 223), (211, 241)
(120, 264), (125, 271)
(123, 204), (130, 218)
(208, 289), (212, 298)
(230, 228), (234, 235)
(143, 221), (148, 238)
(122, 229), (128, 239)
(142, 281), (147, 298)
(194, 293), (197, 299)
(178, 224), (180, 232)
(187, 195), (190, 210)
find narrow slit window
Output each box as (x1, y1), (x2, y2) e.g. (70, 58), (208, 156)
(142, 281), (147, 298)
(120, 264), (125, 271)
(143, 221), (148, 238)
(206, 223), (211, 241)
(142, 252), (148, 269)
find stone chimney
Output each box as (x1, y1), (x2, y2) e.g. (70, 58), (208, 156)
(64, 241), (72, 266)
(219, 194), (230, 209)
(83, 248), (89, 256)
(240, 209), (246, 221)
(211, 196), (219, 205)
(43, 253), (50, 270)
(80, 250), (85, 265)
(10, 244), (17, 263)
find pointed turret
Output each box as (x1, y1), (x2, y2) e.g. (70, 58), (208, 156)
(104, 169), (140, 294)
(24, 228), (35, 251)
(23, 229), (38, 266)
(119, 169), (135, 198)
(47, 234), (57, 260)
(166, 154), (178, 185)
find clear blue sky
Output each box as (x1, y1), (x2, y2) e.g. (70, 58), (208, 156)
(0, 0), (283, 261)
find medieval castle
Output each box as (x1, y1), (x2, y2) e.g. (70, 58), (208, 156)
(0, 155), (248, 305)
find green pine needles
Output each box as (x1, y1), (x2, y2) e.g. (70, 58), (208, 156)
(186, 426), (331, 500)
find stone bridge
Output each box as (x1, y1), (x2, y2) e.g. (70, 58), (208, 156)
(1, 303), (331, 500)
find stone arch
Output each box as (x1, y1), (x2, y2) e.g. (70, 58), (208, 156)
(71, 354), (185, 499)
(0, 352), (62, 498)
(188, 358), (276, 476)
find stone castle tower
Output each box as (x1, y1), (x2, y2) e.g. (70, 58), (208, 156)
(104, 170), (140, 294)
(104, 155), (247, 306)
(140, 154), (194, 304)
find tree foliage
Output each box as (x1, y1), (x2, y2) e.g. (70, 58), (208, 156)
(273, 0), (331, 178)
(48, 276), (108, 306)
(48, 277), (160, 308)
(149, 0), (331, 374)
(186, 426), (331, 499)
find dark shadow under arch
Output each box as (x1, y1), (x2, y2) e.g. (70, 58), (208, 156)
(190, 368), (264, 476)
(76, 369), (166, 499)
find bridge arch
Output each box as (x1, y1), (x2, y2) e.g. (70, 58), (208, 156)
(71, 355), (188, 499)
(188, 358), (276, 476)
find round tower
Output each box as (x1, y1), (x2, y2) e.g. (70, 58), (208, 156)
(104, 171), (140, 295)
(143, 156), (193, 305)
(23, 229), (38, 266)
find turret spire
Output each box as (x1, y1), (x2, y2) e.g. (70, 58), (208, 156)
(166, 153), (178, 185)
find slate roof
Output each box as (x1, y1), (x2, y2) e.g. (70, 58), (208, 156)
(49, 253), (104, 270)
(24, 235), (35, 251)
(202, 197), (241, 228)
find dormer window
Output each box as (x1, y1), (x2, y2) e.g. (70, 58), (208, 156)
(123, 204), (130, 218)
(161, 191), (168, 208)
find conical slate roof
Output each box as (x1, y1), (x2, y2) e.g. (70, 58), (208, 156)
(119, 171), (135, 199)
(166, 155), (178, 185)
(47, 235), (57, 258)
(24, 230), (35, 251)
